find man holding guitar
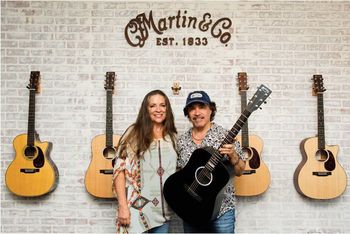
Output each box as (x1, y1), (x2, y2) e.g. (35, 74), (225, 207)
(176, 91), (245, 233)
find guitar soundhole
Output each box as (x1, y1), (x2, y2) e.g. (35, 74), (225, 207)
(195, 167), (213, 186)
(24, 146), (37, 159)
(315, 149), (328, 162)
(103, 147), (116, 160)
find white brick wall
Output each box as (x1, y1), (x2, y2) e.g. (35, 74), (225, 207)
(1, 1), (349, 233)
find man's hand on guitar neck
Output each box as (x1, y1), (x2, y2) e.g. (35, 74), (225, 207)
(219, 144), (245, 176)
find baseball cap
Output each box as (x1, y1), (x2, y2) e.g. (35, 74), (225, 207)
(184, 91), (211, 109)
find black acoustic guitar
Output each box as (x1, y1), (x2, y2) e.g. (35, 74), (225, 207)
(164, 84), (271, 225)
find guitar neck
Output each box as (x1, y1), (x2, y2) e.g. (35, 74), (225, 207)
(206, 109), (251, 171)
(317, 93), (325, 149)
(240, 91), (249, 147)
(206, 83), (271, 171)
(27, 89), (36, 146)
(105, 90), (113, 147)
(220, 108), (252, 148)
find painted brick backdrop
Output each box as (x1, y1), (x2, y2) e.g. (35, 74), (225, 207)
(1, 1), (349, 233)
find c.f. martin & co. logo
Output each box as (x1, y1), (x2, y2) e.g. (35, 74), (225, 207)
(124, 10), (233, 47)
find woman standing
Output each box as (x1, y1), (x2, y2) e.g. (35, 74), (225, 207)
(113, 90), (178, 233)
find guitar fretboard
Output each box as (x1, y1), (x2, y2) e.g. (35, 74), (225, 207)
(27, 89), (36, 146)
(221, 109), (252, 148)
(205, 109), (252, 171)
(317, 93), (325, 149)
(240, 90), (249, 147)
(106, 90), (113, 147)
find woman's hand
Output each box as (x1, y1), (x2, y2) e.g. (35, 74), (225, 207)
(117, 205), (131, 226)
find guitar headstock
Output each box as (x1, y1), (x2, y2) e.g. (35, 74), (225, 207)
(237, 72), (249, 92)
(105, 72), (115, 93)
(246, 84), (272, 113)
(312, 74), (326, 96)
(27, 71), (40, 93)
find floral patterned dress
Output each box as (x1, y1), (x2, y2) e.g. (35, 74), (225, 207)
(113, 135), (177, 233)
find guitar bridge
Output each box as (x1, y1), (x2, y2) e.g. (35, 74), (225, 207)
(312, 171), (332, 177)
(20, 168), (40, 173)
(99, 169), (113, 174)
(242, 169), (256, 175)
(184, 184), (202, 202)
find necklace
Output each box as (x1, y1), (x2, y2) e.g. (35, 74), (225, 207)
(191, 131), (205, 141)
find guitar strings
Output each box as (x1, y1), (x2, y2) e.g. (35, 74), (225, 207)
(188, 126), (239, 192)
(188, 111), (251, 193)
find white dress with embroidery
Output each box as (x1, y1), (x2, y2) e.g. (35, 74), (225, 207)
(113, 135), (177, 233)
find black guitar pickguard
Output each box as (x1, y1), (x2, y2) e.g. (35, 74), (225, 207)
(33, 147), (45, 168)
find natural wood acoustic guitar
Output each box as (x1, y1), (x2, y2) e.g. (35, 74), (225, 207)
(293, 75), (347, 199)
(5, 71), (59, 197)
(234, 72), (271, 196)
(85, 72), (121, 198)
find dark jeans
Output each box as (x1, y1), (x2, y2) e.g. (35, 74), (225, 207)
(183, 209), (235, 233)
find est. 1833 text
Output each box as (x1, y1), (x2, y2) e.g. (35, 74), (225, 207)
(156, 37), (208, 46)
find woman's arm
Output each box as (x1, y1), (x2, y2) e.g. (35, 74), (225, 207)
(114, 170), (130, 226)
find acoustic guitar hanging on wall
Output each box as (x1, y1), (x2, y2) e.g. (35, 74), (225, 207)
(293, 75), (347, 199)
(85, 72), (121, 198)
(5, 71), (59, 197)
(234, 72), (271, 196)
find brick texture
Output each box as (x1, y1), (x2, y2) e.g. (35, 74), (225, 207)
(1, 1), (349, 233)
